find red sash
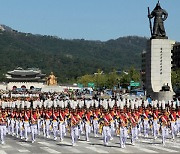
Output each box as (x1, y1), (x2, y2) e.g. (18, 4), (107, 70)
(60, 113), (64, 121)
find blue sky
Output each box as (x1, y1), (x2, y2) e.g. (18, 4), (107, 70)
(0, 0), (179, 41)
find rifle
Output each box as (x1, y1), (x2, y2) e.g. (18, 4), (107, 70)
(148, 7), (153, 36)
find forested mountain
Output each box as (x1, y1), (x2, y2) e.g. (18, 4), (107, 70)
(0, 26), (148, 83)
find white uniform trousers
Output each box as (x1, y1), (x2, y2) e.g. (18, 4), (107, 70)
(177, 118), (180, 134)
(170, 121), (176, 139)
(19, 121), (24, 138)
(10, 119), (15, 135)
(93, 119), (99, 137)
(153, 120), (158, 139)
(78, 121), (84, 138)
(31, 124), (37, 142)
(24, 121), (30, 140)
(37, 119), (41, 135)
(7, 118), (11, 134)
(85, 122), (91, 141)
(15, 120), (19, 137)
(162, 125), (168, 145)
(120, 127), (127, 148)
(0, 125), (6, 144)
(45, 120), (50, 137)
(59, 122), (66, 141)
(52, 121), (58, 140)
(144, 119), (149, 137)
(103, 126), (111, 145)
(131, 126), (137, 145)
(71, 125), (78, 145)
(41, 119), (46, 136)
(110, 121), (115, 138)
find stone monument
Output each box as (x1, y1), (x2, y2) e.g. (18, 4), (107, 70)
(146, 1), (175, 101)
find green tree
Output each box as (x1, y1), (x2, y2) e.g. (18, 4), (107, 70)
(94, 69), (107, 89)
(128, 66), (140, 82)
(77, 74), (94, 86)
(172, 69), (180, 88)
(106, 69), (119, 88)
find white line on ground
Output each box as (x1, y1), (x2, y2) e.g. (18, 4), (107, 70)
(0, 145), (12, 149)
(40, 147), (61, 154)
(135, 145), (158, 153)
(17, 142), (32, 147)
(38, 141), (56, 147)
(18, 149), (30, 153)
(0, 150), (7, 154)
(86, 146), (109, 153)
(68, 147), (83, 153)
(113, 147), (132, 153)
(153, 145), (179, 153)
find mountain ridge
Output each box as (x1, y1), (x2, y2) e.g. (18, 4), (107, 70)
(0, 25), (148, 83)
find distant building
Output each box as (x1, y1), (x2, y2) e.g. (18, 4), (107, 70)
(5, 67), (46, 90)
(172, 43), (180, 70)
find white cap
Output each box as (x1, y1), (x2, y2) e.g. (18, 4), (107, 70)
(120, 100), (124, 110)
(158, 101), (162, 108)
(103, 99), (108, 110)
(162, 100), (166, 110)
(168, 100), (172, 107)
(131, 100), (134, 110)
(127, 99), (130, 108)
(153, 100), (158, 108)
(109, 99), (115, 109)
(173, 101), (176, 109)
(116, 99), (120, 108)
(138, 100), (142, 107)
(86, 100), (90, 109)
(144, 100), (148, 108)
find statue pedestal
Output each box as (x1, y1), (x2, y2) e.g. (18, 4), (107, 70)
(41, 85), (64, 92)
(149, 91), (174, 102)
(145, 39), (175, 101)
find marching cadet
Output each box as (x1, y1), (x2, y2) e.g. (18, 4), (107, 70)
(42, 107), (46, 137)
(170, 101), (177, 140)
(134, 99), (140, 139)
(63, 101), (69, 137)
(10, 106), (16, 136)
(15, 107), (20, 138)
(45, 107), (52, 138)
(59, 105), (66, 142)
(152, 100), (159, 140)
(31, 108), (38, 143)
(102, 102), (111, 146)
(6, 107), (11, 135)
(77, 104), (84, 140)
(84, 102), (91, 142)
(52, 107), (59, 141)
(119, 100), (128, 148)
(70, 108), (80, 146)
(160, 100), (169, 146)
(177, 106), (180, 135)
(108, 98), (115, 140)
(19, 108), (24, 139)
(137, 99), (143, 136)
(143, 100), (150, 138)
(0, 108), (7, 145)
(93, 99), (100, 137)
(36, 100), (42, 136)
(130, 101), (138, 146)
(24, 106), (30, 141)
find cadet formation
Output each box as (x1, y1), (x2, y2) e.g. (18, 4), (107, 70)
(0, 92), (180, 148)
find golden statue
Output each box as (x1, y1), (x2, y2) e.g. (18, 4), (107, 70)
(46, 72), (57, 86)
